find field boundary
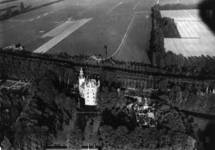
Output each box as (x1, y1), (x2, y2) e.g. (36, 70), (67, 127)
(133, 1), (141, 9)
(111, 13), (136, 57)
(107, 1), (123, 14)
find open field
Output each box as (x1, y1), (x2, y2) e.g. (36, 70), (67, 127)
(0, 0), (101, 47)
(113, 12), (151, 63)
(41, 0), (155, 63)
(0, 0), (156, 63)
(161, 9), (200, 21)
(34, 18), (92, 53)
(158, 0), (204, 5)
(47, 3), (135, 57)
(0, 0), (57, 14)
(161, 10), (215, 57)
(40, 21), (76, 38)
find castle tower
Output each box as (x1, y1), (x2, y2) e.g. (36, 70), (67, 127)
(79, 68), (85, 98)
(79, 68), (85, 84)
(78, 68), (100, 106)
(84, 78), (100, 106)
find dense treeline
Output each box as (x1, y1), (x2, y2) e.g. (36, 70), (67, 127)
(98, 101), (197, 150)
(2, 48), (215, 85)
(0, 58), (78, 149)
(154, 3), (198, 10)
(0, 49), (162, 75)
(0, 50), (202, 150)
(67, 83), (197, 150)
(0, 88), (27, 148)
(158, 78), (215, 115)
(151, 5), (180, 38)
(150, 6), (215, 77)
(150, 5), (215, 118)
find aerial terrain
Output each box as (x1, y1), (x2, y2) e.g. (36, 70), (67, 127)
(0, 0), (156, 63)
(1, 0), (215, 150)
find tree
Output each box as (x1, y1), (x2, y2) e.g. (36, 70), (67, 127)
(1, 136), (11, 150)
(67, 125), (83, 150)
(158, 78), (168, 92)
(20, 2), (24, 10)
(6, 7), (12, 16)
(84, 119), (93, 143)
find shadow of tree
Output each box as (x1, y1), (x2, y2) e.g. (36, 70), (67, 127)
(202, 122), (215, 150)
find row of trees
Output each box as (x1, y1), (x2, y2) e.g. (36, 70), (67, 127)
(150, 6), (215, 76)
(4, 43), (215, 81)
(160, 80), (215, 115)
(1, 50), (214, 95)
(0, 50), (160, 74)
(155, 3), (198, 10)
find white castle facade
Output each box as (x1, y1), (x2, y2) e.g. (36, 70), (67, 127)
(78, 68), (100, 106)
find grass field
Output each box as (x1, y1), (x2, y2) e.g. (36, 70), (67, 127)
(0, 0), (156, 63)
(161, 10), (215, 57)
(42, 0), (154, 63)
(113, 12), (151, 63)
(0, 0), (100, 47)
(0, 0), (57, 14)
(46, 3), (134, 57)
(34, 18), (92, 53)
(40, 21), (76, 38)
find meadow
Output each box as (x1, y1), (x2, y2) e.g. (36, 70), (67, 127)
(1, 0), (154, 64)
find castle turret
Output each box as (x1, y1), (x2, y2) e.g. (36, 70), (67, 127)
(79, 68), (85, 98)
(79, 68), (85, 85)
(78, 68), (100, 106)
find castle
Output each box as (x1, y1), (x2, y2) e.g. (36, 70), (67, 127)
(78, 68), (100, 106)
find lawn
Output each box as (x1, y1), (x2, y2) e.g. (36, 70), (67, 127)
(1, 0), (153, 63)
(0, 0), (95, 48)
(47, 1), (134, 58)
(46, 0), (152, 64)
(113, 12), (151, 63)
(34, 18), (92, 53)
